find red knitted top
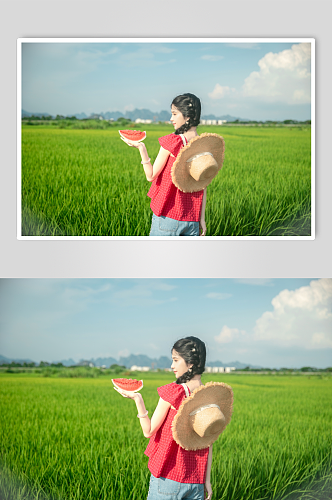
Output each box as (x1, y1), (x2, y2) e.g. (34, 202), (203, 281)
(147, 134), (204, 222)
(144, 382), (209, 483)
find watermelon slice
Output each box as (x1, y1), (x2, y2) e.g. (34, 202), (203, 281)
(119, 130), (146, 142)
(112, 378), (143, 392)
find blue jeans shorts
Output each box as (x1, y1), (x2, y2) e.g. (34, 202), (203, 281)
(147, 474), (204, 500)
(149, 214), (199, 236)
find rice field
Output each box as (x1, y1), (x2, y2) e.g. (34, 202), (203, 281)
(21, 125), (312, 237)
(1, 373), (331, 500)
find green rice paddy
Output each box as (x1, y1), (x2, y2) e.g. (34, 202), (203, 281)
(1, 373), (331, 500)
(21, 125), (311, 236)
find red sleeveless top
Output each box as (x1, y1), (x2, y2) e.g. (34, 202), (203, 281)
(147, 134), (204, 222)
(144, 382), (209, 483)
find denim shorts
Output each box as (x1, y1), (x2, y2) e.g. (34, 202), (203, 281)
(149, 214), (200, 236)
(147, 474), (204, 500)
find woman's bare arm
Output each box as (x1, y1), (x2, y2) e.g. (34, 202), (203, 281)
(138, 143), (170, 182)
(204, 445), (213, 499)
(114, 388), (171, 438)
(200, 188), (207, 236)
(120, 137), (170, 182)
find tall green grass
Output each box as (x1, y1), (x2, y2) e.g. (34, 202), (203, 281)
(21, 125), (311, 236)
(1, 373), (331, 499)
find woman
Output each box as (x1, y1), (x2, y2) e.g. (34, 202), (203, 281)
(120, 93), (207, 236)
(114, 336), (213, 500)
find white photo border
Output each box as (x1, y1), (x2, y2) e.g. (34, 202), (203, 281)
(17, 37), (315, 241)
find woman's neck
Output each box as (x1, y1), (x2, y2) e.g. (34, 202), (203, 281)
(183, 126), (199, 141)
(185, 375), (203, 391)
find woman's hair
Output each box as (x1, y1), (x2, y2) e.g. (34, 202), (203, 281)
(171, 93), (201, 135)
(172, 336), (206, 384)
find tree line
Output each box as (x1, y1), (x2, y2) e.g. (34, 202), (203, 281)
(1, 361), (330, 372)
(22, 115), (311, 125)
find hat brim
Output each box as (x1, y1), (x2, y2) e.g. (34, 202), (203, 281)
(171, 133), (225, 193)
(172, 382), (233, 451)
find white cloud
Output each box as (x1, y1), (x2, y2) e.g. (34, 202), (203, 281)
(271, 279), (332, 317)
(62, 283), (112, 302)
(206, 292), (232, 300)
(242, 43), (311, 104)
(215, 325), (246, 344)
(208, 84), (235, 100)
(110, 281), (177, 307)
(201, 55), (224, 61)
(253, 279), (332, 349)
(117, 45), (176, 68)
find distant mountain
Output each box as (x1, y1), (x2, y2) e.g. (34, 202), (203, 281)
(72, 112), (88, 119)
(22, 109), (53, 118)
(85, 110), (248, 122)
(201, 114), (250, 122)
(206, 360), (262, 369)
(102, 111), (123, 120)
(98, 109), (171, 122)
(114, 354), (261, 370)
(90, 356), (118, 368)
(22, 108), (250, 122)
(118, 354), (172, 369)
(0, 353), (261, 369)
(0, 354), (36, 365)
(52, 358), (76, 367)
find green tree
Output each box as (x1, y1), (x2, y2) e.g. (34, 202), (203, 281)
(40, 361), (50, 367)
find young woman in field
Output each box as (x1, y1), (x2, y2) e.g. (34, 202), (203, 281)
(120, 93), (207, 236)
(114, 336), (214, 500)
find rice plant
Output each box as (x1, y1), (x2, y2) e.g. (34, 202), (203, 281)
(21, 125), (311, 237)
(1, 372), (331, 499)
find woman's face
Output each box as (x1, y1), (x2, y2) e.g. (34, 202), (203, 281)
(171, 349), (192, 378)
(170, 105), (187, 130)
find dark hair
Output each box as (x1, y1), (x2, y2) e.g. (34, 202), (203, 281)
(171, 93), (201, 135)
(172, 336), (206, 384)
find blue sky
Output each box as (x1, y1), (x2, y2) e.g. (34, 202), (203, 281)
(21, 40), (312, 121)
(1, 278), (331, 369)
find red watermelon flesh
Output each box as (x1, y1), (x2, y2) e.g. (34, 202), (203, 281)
(119, 130), (146, 142)
(112, 378), (143, 392)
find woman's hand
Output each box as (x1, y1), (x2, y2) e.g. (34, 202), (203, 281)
(199, 220), (207, 236)
(120, 137), (144, 150)
(113, 387), (141, 401)
(204, 480), (212, 500)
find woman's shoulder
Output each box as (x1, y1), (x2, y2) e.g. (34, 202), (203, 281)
(159, 133), (183, 147)
(157, 382), (184, 397)
(159, 132), (178, 140)
(157, 382), (186, 408)
(158, 381), (179, 391)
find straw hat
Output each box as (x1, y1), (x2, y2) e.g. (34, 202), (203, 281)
(172, 382), (233, 451)
(171, 133), (225, 193)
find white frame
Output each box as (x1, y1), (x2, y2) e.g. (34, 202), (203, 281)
(17, 38), (315, 240)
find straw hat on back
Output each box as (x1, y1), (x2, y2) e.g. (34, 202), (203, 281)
(172, 382), (233, 451)
(172, 133), (225, 193)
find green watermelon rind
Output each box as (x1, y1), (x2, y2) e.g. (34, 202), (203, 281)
(112, 378), (144, 392)
(119, 130), (146, 142)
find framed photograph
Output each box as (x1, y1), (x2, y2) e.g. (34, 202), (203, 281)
(17, 38), (315, 240)
(1, 278), (331, 499)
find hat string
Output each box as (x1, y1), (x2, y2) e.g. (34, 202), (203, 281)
(186, 152), (214, 163)
(189, 403), (220, 416)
